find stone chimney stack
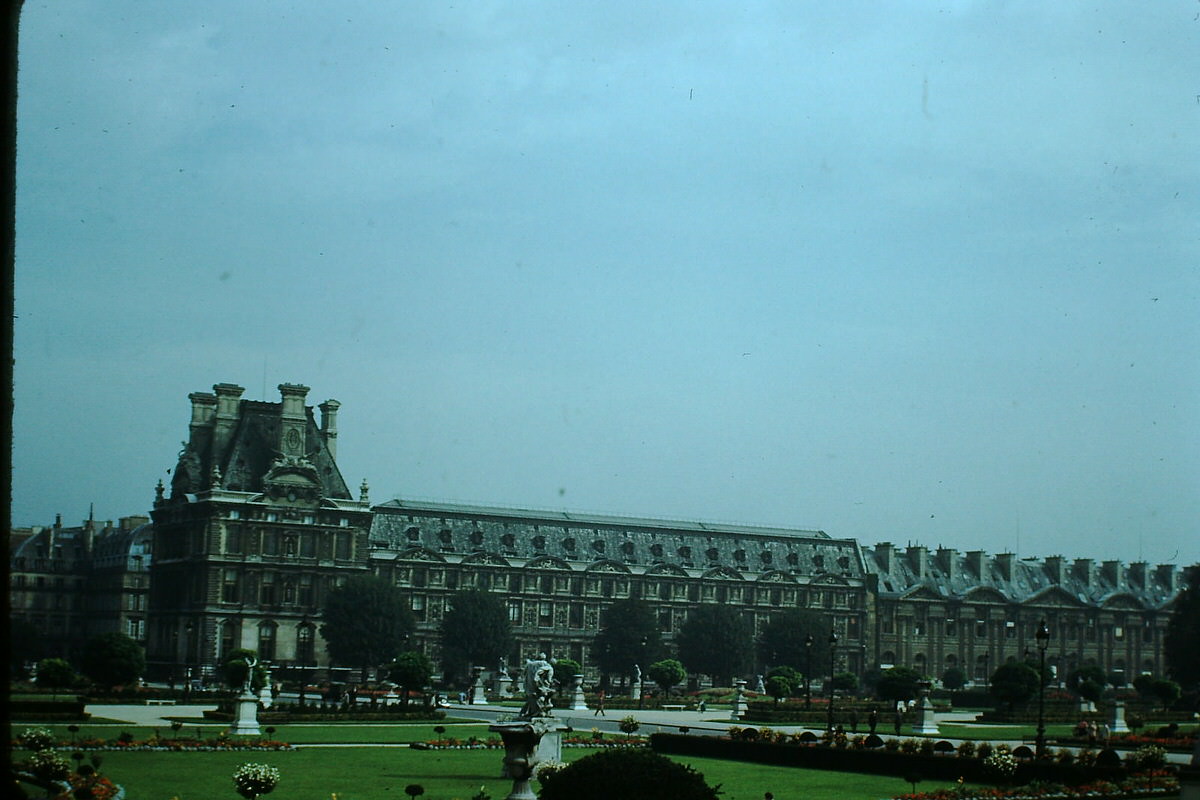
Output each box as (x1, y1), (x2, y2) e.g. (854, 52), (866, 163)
(995, 552), (1015, 583)
(319, 399), (341, 460)
(937, 547), (958, 583)
(874, 542), (895, 574)
(1155, 564), (1178, 594)
(906, 545), (928, 579)
(1101, 559), (1123, 588)
(1044, 555), (1067, 584)
(211, 383), (245, 461)
(1128, 562), (1148, 591)
(188, 391), (218, 449)
(278, 383), (311, 459)
(1074, 558), (1095, 588)
(966, 550), (988, 579)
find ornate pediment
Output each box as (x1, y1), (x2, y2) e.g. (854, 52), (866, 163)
(461, 551), (511, 567)
(963, 585), (1009, 604)
(396, 546), (446, 563)
(701, 565), (745, 581)
(1024, 585), (1086, 608)
(524, 554), (573, 571)
(261, 456), (322, 507)
(810, 572), (850, 586)
(586, 559), (632, 575)
(1101, 592), (1146, 610)
(645, 562), (689, 578)
(900, 584), (944, 601)
(757, 570), (798, 584)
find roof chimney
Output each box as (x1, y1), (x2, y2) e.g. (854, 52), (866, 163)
(188, 391), (218, 449)
(1101, 560), (1123, 588)
(995, 552), (1015, 583)
(278, 383), (311, 459)
(874, 542), (895, 574)
(319, 399), (340, 460)
(211, 383), (245, 464)
(1044, 555), (1066, 584)
(966, 550), (988, 579)
(1074, 558), (1095, 588)
(1155, 564), (1178, 594)
(1128, 562), (1148, 591)
(937, 546), (958, 583)
(906, 544), (928, 579)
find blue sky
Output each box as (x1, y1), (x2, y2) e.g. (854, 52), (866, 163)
(13, 1), (1199, 565)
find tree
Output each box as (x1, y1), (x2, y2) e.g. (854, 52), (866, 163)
(989, 662), (1040, 711)
(35, 658), (78, 689)
(875, 666), (924, 703)
(766, 665), (802, 697)
(552, 658), (583, 686)
(647, 659), (687, 697)
(591, 598), (663, 679)
(832, 671), (859, 695)
(387, 651), (433, 707)
(321, 574), (415, 678)
(224, 648), (269, 692)
(79, 632), (146, 689)
(942, 666), (967, 691)
(676, 604), (753, 687)
(756, 608), (833, 675)
(538, 747), (721, 800)
(766, 675), (791, 705)
(1068, 664), (1106, 704)
(1164, 565), (1200, 692)
(438, 589), (513, 685)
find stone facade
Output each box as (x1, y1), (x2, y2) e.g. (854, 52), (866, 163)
(146, 383), (372, 682)
(9, 513), (152, 661)
(11, 381), (1187, 688)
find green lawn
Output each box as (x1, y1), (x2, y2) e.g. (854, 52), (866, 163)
(10, 745), (967, 800)
(10, 721), (492, 745)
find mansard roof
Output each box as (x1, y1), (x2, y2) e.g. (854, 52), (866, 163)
(167, 384), (350, 502)
(865, 542), (1181, 611)
(370, 498), (866, 580)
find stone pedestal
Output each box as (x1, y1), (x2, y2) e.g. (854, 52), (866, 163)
(469, 666), (488, 705)
(493, 672), (514, 699)
(231, 691), (261, 736)
(489, 719), (556, 800)
(568, 674), (588, 711)
(1108, 700), (1129, 734)
(1078, 698), (1096, 713)
(730, 679), (747, 721)
(911, 682), (939, 735)
(630, 680), (641, 701)
(1178, 737), (1200, 800)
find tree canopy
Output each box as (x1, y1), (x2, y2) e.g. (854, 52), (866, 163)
(538, 746), (721, 800)
(875, 666), (925, 702)
(756, 608), (833, 674)
(438, 589), (513, 684)
(35, 657), (78, 689)
(387, 650), (434, 706)
(647, 659), (687, 696)
(79, 632), (146, 688)
(321, 574), (415, 677)
(591, 598), (663, 678)
(552, 658), (583, 685)
(223, 648), (269, 692)
(1067, 664), (1106, 703)
(676, 604), (754, 687)
(941, 666), (967, 691)
(989, 661), (1040, 710)
(1164, 565), (1200, 691)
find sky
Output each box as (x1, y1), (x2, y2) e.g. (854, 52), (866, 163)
(12, 1), (1199, 566)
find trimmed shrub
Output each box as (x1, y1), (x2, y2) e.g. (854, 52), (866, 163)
(538, 747), (721, 800)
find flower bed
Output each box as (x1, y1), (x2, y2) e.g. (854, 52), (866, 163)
(892, 769), (1179, 799)
(410, 733), (646, 751)
(11, 735), (294, 752)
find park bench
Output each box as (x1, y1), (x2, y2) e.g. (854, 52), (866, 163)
(143, 699), (176, 705)
(661, 704), (687, 711)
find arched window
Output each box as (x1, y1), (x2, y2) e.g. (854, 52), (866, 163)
(218, 619), (240, 661)
(258, 621), (277, 661)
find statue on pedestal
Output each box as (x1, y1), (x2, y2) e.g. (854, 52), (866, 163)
(518, 653), (555, 720)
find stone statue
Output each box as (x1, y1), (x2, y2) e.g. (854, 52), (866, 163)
(517, 653), (555, 719)
(633, 663), (641, 683)
(756, 674), (766, 693)
(499, 656), (510, 678)
(242, 655), (258, 696)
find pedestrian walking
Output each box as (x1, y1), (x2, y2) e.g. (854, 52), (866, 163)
(594, 689), (606, 716)
(868, 707), (879, 734)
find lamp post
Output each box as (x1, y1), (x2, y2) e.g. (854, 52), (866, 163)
(184, 621), (194, 703)
(804, 634), (814, 709)
(1035, 619), (1050, 758)
(826, 631), (839, 733)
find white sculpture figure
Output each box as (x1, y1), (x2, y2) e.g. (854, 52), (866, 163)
(518, 653), (555, 719)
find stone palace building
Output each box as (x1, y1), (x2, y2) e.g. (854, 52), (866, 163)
(10, 382), (1186, 688)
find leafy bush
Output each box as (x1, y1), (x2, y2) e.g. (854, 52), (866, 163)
(538, 748), (721, 800)
(25, 750), (71, 783)
(35, 658), (78, 689)
(618, 715), (641, 734)
(1125, 744), (1166, 772)
(19, 727), (55, 752)
(982, 749), (1017, 784)
(232, 762), (280, 799)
